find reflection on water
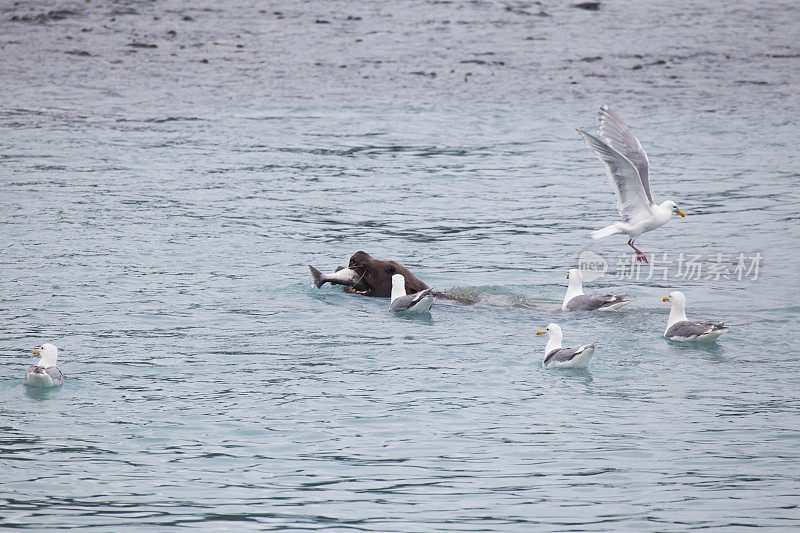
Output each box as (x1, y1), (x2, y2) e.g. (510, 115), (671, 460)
(666, 339), (727, 360)
(393, 311), (433, 325)
(549, 367), (595, 383)
(23, 384), (63, 401)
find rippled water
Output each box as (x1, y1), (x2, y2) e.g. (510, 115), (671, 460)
(2, 0), (799, 530)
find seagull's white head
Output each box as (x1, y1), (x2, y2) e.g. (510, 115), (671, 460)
(536, 323), (562, 339)
(32, 343), (58, 367)
(663, 291), (688, 328)
(661, 200), (685, 218)
(662, 290), (686, 308)
(565, 268), (585, 295)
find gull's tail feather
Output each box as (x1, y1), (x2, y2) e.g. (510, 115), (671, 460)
(598, 295), (631, 311)
(591, 224), (622, 239)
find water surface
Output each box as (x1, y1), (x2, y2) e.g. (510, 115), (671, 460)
(2, 0), (799, 530)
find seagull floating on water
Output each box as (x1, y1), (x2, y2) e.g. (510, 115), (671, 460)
(577, 105), (685, 262)
(562, 268), (630, 311)
(24, 343), (64, 387)
(662, 291), (728, 342)
(536, 323), (596, 369)
(389, 274), (434, 313)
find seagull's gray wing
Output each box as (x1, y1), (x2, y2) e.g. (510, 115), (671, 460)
(544, 345), (588, 366)
(666, 321), (726, 339)
(389, 289), (433, 312)
(577, 129), (654, 223)
(25, 365), (64, 385)
(566, 293), (627, 311)
(598, 106), (653, 204)
(45, 366), (64, 384)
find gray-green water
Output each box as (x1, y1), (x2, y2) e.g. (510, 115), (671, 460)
(2, 1), (799, 530)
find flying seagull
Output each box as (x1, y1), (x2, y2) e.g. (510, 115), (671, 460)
(577, 105), (685, 262)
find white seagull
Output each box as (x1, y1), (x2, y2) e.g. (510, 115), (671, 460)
(24, 343), (65, 387)
(662, 291), (728, 342)
(536, 323), (596, 369)
(389, 274), (434, 313)
(562, 268), (630, 311)
(577, 105), (685, 262)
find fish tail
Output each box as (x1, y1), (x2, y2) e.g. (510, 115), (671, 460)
(309, 265), (327, 288)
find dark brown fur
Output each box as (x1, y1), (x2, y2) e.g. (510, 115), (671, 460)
(347, 251), (429, 298)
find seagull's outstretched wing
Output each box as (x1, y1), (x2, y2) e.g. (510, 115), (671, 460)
(598, 106), (653, 204)
(578, 129), (653, 223)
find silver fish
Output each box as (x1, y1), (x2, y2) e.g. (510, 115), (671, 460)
(309, 265), (369, 292)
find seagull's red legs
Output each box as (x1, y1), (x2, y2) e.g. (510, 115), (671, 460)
(628, 239), (649, 263)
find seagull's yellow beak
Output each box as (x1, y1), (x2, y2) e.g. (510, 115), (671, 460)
(32, 348), (40, 355)
(677, 209), (685, 217)
(662, 296), (670, 302)
(566, 273), (569, 279)
(536, 330), (546, 335)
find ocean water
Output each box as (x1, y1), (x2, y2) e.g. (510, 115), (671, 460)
(2, 0), (799, 530)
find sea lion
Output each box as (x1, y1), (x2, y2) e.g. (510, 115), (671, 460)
(310, 251), (429, 298)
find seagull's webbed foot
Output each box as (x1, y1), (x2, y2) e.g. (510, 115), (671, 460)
(628, 239), (649, 263)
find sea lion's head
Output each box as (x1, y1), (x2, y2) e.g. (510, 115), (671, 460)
(347, 251), (429, 298)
